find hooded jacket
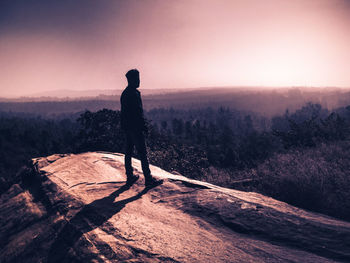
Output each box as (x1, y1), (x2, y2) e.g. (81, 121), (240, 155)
(120, 86), (147, 132)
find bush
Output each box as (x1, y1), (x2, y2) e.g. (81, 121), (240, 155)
(236, 141), (350, 221)
(77, 109), (125, 152)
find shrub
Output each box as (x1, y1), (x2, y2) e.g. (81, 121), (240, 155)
(236, 141), (350, 221)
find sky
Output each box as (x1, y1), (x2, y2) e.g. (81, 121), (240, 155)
(0, 0), (350, 97)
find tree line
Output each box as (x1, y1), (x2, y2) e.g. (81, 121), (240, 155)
(1, 103), (349, 191)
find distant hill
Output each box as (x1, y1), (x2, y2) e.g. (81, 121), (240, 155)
(0, 88), (182, 102)
(1, 87), (350, 117)
(28, 88), (122, 98)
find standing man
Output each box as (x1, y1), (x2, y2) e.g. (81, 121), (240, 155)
(120, 69), (163, 187)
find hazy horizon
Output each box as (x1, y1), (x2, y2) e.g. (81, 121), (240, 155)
(2, 85), (350, 101)
(1, 0), (350, 97)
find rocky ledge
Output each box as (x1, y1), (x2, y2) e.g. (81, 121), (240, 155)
(0, 152), (349, 262)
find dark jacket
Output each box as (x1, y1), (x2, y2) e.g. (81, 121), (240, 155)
(120, 87), (146, 132)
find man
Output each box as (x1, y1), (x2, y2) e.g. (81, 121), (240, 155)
(120, 69), (163, 187)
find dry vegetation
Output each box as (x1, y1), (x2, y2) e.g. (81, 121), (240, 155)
(203, 141), (350, 221)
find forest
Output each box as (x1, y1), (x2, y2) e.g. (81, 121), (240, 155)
(0, 94), (350, 221)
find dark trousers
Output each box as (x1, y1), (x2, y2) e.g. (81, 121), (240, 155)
(125, 130), (151, 179)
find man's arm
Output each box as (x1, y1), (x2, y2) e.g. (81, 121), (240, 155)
(136, 91), (148, 133)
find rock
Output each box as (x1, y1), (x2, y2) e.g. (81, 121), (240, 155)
(0, 152), (349, 263)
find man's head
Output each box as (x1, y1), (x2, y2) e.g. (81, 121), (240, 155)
(125, 69), (140, 88)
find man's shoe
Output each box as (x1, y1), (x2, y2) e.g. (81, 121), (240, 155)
(145, 177), (163, 188)
(126, 174), (139, 185)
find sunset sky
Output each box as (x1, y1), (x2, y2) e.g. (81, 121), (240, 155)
(0, 0), (350, 97)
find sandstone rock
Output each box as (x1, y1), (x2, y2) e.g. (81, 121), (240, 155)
(0, 152), (349, 262)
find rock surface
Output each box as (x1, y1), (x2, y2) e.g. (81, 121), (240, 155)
(1, 152), (349, 263)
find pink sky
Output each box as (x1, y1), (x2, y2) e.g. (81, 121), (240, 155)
(0, 0), (350, 97)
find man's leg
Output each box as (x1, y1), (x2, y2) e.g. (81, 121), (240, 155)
(133, 132), (152, 180)
(125, 132), (134, 176)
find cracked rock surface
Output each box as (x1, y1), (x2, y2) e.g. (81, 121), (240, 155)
(1, 152), (349, 262)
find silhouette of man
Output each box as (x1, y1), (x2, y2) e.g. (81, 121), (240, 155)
(121, 69), (162, 187)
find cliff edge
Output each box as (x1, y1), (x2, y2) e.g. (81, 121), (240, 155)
(0, 152), (349, 262)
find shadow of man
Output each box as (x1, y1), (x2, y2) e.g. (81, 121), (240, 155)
(47, 182), (151, 262)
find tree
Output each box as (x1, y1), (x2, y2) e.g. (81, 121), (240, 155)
(77, 109), (124, 152)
